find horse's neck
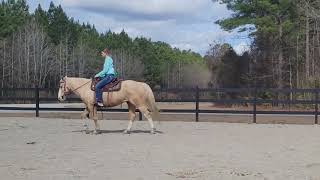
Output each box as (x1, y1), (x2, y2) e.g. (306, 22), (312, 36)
(67, 78), (90, 97)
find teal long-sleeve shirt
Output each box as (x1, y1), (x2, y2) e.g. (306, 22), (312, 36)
(95, 56), (115, 78)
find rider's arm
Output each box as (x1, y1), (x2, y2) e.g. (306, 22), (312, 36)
(95, 57), (111, 77)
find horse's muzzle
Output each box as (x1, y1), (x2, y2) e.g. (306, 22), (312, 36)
(58, 96), (66, 102)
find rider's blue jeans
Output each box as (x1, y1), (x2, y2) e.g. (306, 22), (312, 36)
(95, 74), (114, 103)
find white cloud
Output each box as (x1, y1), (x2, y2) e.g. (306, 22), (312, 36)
(62, 0), (229, 23)
(27, 0), (249, 56)
(83, 12), (235, 54)
(233, 42), (250, 55)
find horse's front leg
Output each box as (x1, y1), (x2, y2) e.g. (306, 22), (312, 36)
(80, 107), (90, 134)
(91, 105), (100, 134)
(86, 105), (100, 135)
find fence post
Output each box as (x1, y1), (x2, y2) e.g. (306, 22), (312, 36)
(195, 86), (199, 122)
(253, 87), (257, 123)
(315, 90), (319, 124)
(35, 86), (39, 117)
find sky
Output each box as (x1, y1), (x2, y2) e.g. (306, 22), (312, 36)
(27, 0), (252, 56)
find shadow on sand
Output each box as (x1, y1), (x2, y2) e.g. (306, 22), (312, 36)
(72, 129), (164, 134)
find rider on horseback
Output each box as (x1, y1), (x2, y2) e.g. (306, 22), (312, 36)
(95, 48), (115, 107)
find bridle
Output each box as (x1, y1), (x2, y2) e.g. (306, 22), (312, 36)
(60, 78), (91, 96)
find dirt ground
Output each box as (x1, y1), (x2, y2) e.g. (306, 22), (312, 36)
(0, 117), (320, 180)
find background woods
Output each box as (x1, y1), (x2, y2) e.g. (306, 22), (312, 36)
(212, 0), (320, 89)
(1, 0), (320, 91)
(0, 0), (206, 89)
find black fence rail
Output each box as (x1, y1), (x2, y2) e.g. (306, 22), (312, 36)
(0, 87), (320, 124)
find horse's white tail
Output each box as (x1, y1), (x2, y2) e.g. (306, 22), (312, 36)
(144, 84), (160, 121)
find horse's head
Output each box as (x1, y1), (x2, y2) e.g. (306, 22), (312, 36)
(58, 77), (71, 101)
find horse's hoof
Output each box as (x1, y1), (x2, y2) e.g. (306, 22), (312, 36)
(83, 127), (90, 134)
(123, 130), (130, 134)
(150, 128), (156, 134)
(93, 130), (101, 135)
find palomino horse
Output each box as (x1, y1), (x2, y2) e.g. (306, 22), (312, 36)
(58, 76), (159, 134)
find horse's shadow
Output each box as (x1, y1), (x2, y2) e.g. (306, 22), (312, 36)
(72, 129), (164, 134)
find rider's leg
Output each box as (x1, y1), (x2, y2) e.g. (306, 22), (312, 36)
(95, 75), (114, 105)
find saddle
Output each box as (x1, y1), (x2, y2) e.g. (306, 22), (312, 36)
(91, 77), (123, 92)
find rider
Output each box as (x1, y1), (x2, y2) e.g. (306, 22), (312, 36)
(94, 48), (115, 107)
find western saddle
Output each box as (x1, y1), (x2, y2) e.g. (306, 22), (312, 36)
(90, 77), (123, 92)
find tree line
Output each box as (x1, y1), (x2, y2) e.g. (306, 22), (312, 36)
(210, 0), (320, 90)
(3, 0), (318, 92)
(0, 0), (208, 89)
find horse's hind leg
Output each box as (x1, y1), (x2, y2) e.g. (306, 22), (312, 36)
(124, 102), (136, 134)
(139, 106), (156, 134)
